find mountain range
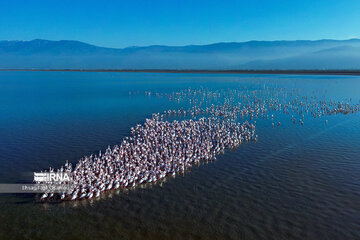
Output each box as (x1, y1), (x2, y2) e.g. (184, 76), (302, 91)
(1, 39), (360, 70)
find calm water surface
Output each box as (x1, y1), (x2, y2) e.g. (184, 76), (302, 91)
(0, 72), (360, 240)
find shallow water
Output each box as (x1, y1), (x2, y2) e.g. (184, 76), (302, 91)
(0, 72), (360, 240)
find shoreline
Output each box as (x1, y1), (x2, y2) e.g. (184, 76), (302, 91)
(1, 69), (360, 76)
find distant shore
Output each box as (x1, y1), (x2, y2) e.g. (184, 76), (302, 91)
(1, 69), (360, 76)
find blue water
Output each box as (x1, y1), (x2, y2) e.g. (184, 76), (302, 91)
(0, 72), (360, 240)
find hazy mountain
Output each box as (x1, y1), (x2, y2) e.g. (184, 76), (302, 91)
(1, 39), (360, 69)
(238, 45), (360, 70)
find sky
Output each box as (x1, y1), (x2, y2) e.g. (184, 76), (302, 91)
(0, 0), (359, 48)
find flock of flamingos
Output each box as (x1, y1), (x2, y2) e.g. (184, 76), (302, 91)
(36, 87), (359, 201)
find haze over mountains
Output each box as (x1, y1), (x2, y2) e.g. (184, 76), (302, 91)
(1, 39), (360, 70)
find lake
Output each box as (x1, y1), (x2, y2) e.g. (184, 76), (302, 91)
(0, 72), (359, 240)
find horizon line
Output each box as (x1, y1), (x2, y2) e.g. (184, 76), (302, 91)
(1, 68), (360, 76)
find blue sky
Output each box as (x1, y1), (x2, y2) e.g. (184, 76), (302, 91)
(0, 0), (359, 48)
